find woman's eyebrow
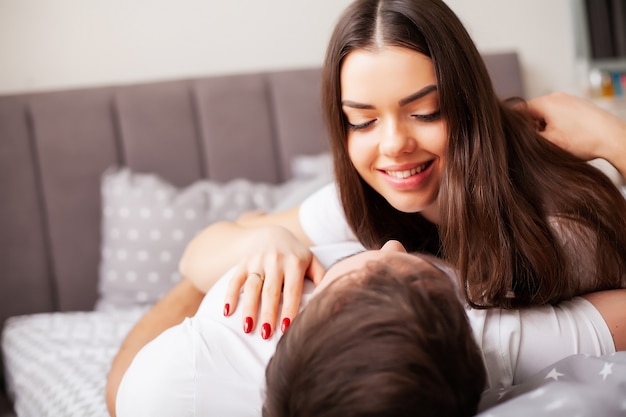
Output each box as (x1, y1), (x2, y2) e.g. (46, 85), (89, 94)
(341, 100), (374, 110)
(398, 84), (437, 106)
(341, 84), (437, 109)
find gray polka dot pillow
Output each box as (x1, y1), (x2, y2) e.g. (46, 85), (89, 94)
(95, 166), (330, 311)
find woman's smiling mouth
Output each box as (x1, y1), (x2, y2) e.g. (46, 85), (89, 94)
(383, 160), (433, 179)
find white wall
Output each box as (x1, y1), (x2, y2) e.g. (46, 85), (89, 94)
(448, 0), (582, 98)
(0, 0), (580, 98)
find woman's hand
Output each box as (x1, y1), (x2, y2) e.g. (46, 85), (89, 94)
(224, 225), (326, 339)
(179, 205), (322, 338)
(526, 92), (626, 178)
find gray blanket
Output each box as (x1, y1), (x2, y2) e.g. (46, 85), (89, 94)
(478, 352), (626, 416)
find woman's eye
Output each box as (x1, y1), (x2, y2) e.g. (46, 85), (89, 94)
(412, 110), (441, 122)
(347, 119), (376, 131)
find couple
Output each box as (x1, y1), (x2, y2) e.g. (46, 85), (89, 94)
(107, 0), (626, 415)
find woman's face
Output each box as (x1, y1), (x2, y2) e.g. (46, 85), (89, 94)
(341, 46), (447, 224)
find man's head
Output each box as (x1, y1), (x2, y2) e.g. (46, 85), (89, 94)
(263, 241), (486, 417)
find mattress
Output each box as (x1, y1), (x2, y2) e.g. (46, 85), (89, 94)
(2, 308), (146, 417)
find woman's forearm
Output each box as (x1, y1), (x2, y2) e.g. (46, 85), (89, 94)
(178, 221), (258, 292)
(179, 206), (307, 292)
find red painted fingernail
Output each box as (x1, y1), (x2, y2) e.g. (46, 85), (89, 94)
(244, 317), (253, 334)
(223, 303), (230, 316)
(281, 317), (291, 333)
(261, 323), (271, 340)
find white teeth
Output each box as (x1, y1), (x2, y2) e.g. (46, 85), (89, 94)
(385, 163), (428, 179)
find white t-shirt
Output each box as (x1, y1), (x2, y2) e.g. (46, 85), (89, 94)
(116, 183), (615, 416)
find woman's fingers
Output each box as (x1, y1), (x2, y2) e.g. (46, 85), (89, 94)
(258, 260), (284, 339)
(258, 253), (313, 339)
(222, 228), (316, 338)
(274, 260), (306, 335)
(277, 255), (326, 334)
(224, 258), (266, 335)
(223, 263), (249, 317)
(240, 268), (265, 334)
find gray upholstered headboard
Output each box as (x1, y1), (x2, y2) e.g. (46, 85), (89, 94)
(0, 52), (524, 326)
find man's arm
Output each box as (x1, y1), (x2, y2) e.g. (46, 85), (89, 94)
(105, 277), (204, 417)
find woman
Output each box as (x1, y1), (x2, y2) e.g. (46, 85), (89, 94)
(322, 0), (626, 312)
(184, 0), (626, 338)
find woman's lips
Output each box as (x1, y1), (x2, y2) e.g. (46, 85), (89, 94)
(379, 160), (434, 189)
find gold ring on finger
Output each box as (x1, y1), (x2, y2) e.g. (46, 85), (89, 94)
(248, 272), (265, 284)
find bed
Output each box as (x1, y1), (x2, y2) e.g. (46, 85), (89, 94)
(1, 52), (624, 417)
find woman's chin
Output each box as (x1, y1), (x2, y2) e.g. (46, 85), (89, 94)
(386, 196), (439, 221)
(388, 200), (426, 214)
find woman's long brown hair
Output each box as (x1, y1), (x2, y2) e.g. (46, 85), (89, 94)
(322, 0), (626, 308)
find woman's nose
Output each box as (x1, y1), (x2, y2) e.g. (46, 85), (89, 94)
(380, 240), (407, 253)
(379, 120), (415, 156)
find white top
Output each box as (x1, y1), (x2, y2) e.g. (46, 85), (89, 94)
(298, 182), (356, 244)
(116, 183), (615, 416)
